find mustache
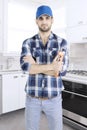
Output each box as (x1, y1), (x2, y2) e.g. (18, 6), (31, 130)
(41, 24), (48, 26)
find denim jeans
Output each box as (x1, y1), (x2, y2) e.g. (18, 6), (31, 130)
(25, 94), (63, 130)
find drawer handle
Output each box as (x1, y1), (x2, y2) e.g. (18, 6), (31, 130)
(82, 37), (87, 40)
(13, 76), (18, 78)
(21, 75), (26, 78)
(78, 21), (83, 24)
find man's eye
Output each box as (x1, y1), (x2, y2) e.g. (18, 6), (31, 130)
(39, 17), (43, 20)
(46, 16), (50, 19)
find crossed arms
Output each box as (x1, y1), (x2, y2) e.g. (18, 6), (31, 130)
(23, 52), (63, 77)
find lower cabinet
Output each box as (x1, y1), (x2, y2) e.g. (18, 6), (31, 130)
(19, 74), (27, 108)
(2, 73), (27, 114)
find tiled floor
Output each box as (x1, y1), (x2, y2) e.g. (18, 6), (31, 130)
(0, 109), (75, 130)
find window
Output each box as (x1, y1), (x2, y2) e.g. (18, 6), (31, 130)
(7, 2), (37, 53)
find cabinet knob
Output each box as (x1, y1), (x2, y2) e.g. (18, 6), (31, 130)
(78, 21), (83, 25)
(21, 75), (26, 78)
(82, 37), (87, 40)
(13, 76), (18, 78)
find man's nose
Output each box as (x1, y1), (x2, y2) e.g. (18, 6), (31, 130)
(42, 19), (47, 24)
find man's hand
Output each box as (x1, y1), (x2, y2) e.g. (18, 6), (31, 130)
(52, 57), (63, 77)
(52, 52), (64, 77)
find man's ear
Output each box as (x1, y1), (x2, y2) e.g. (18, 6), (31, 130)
(52, 17), (54, 24)
(36, 19), (38, 25)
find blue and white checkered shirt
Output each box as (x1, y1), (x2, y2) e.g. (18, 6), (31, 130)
(20, 32), (69, 98)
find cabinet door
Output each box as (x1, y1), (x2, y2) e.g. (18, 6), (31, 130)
(66, 25), (87, 43)
(0, 0), (8, 53)
(66, 0), (87, 27)
(0, 0), (3, 52)
(2, 74), (19, 113)
(19, 74), (27, 108)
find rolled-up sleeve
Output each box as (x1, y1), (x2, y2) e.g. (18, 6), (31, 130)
(60, 39), (69, 76)
(20, 39), (31, 73)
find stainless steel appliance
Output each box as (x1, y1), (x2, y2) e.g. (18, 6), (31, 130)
(0, 76), (1, 114)
(62, 70), (87, 130)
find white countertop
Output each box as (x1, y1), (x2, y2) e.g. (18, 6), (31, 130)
(0, 70), (87, 84)
(0, 70), (22, 75)
(62, 73), (87, 85)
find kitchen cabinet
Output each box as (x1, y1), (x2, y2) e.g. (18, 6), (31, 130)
(0, 0), (8, 53)
(0, 0), (3, 52)
(66, 25), (87, 43)
(66, 0), (87, 27)
(19, 74), (27, 108)
(1, 72), (27, 114)
(2, 74), (19, 113)
(66, 0), (87, 43)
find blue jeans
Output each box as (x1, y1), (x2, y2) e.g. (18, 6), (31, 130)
(25, 94), (63, 130)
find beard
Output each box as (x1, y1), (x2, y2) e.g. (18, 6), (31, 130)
(38, 25), (51, 32)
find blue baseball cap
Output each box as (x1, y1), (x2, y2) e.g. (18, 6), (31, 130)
(36, 5), (53, 19)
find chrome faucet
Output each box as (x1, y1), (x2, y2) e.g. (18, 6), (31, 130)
(6, 57), (14, 69)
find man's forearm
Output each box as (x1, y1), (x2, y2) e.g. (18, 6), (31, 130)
(23, 55), (62, 76)
(43, 70), (59, 76)
(29, 64), (53, 74)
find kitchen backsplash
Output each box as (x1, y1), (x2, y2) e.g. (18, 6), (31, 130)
(69, 43), (87, 70)
(69, 58), (87, 71)
(0, 54), (21, 71)
(69, 43), (87, 58)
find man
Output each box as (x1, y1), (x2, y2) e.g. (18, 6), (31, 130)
(20, 5), (69, 130)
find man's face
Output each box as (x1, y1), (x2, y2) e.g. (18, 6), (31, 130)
(36, 15), (53, 32)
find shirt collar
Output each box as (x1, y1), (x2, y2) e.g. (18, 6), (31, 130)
(37, 32), (54, 40)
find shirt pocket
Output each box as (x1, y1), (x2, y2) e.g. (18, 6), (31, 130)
(31, 47), (41, 57)
(31, 47), (41, 63)
(48, 47), (58, 60)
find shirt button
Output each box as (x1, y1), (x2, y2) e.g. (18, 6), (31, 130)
(42, 80), (45, 88)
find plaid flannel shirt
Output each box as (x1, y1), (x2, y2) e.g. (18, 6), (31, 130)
(20, 32), (69, 98)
